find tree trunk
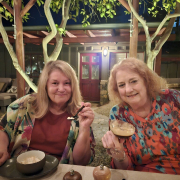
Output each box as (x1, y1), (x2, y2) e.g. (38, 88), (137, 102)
(14, 0), (25, 98)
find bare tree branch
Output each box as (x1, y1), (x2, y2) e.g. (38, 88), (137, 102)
(151, 13), (180, 41)
(42, 0), (71, 62)
(0, 14), (37, 92)
(128, 0), (180, 69)
(42, 0), (58, 63)
(21, 0), (37, 17)
(118, 0), (131, 12)
(49, 0), (71, 61)
(154, 3), (180, 51)
(0, 1), (14, 15)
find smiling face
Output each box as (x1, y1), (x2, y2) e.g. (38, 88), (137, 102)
(116, 68), (149, 108)
(47, 69), (72, 108)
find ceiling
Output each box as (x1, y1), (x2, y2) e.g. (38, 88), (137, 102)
(0, 25), (176, 46)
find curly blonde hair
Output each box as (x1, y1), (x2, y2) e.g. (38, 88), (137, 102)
(108, 58), (167, 104)
(33, 60), (82, 118)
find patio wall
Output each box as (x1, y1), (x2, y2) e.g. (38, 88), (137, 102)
(0, 42), (180, 104)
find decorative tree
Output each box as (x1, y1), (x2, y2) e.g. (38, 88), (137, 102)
(0, 0), (121, 93)
(119, 0), (180, 69)
(0, 0), (180, 94)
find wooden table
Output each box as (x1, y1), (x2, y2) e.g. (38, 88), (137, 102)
(1, 164), (180, 180)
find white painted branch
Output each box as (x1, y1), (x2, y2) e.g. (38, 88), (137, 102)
(0, 15), (37, 92)
(151, 13), (180, 41)
(154, 2), (180, 51)
(42, 0), (57, 63)
(49, 0), (71, 61)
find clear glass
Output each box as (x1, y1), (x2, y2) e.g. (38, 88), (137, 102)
(92, 56), (99, 63)
(82, 56), (89, 62)
(106, 120), (135, 160)
(92, 65), (99, 79)
(82, 65), (89, 79)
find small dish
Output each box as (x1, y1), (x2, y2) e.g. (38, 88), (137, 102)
(0, 154), (59, 179)
(16, 150), (46, 175)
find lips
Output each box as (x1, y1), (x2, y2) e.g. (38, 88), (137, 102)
(127, 93), (138, 97)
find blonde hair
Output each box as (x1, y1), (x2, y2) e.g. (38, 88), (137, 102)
(33, 60), (82, 118)
(108, 57), (167, 104)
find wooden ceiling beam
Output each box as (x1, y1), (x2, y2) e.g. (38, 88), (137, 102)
(157, 27), (166, 36)
(41, 31), (50, 36)
(86, 30), (96, 37)
(66, 31), (77, 37)
(23, 32), (39, 38)
(111, 29), (116, 37)
(0, 34), (176, 44)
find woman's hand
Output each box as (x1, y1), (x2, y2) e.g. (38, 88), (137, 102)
(102, 131), (125, 151)
(0, 147), (9, 166)
(78, 102), (94, 129)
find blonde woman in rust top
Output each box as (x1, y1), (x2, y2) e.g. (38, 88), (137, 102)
(102, 58), (180, 174)
(0, 60), (95, 166)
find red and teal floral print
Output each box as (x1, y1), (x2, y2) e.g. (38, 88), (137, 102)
(110, 89), (180, 174)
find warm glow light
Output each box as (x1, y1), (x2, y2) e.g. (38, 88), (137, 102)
(103, 48), (108, 56)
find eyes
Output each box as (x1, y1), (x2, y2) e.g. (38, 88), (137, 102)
(51, 81), (71, 86)
(118, 80), (138, 88)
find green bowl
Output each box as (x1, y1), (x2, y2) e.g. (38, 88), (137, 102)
(16, 150), (46, 175)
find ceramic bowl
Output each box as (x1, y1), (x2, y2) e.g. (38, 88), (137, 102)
(16, 150), (46, 175)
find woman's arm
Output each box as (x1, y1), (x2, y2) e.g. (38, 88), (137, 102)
(0, 131), (9, 166)
(72, 102), (95, 165)
(102, 130), (130, 169)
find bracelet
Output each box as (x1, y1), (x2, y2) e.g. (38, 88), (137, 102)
(113, 150), (126, 162)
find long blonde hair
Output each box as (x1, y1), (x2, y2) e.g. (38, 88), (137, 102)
(33, 60), (82, 118)
(108, 58), (167, 104)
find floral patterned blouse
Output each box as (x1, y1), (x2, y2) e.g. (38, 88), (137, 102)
(109, 89), (180, 174)
(0, 94), (95, 164)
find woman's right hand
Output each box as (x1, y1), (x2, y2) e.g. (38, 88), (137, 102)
(0, 147), (9, 166)
(102, 130), (125, 150)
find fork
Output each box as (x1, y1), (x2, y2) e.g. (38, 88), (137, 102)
(67, 105), (85, 120)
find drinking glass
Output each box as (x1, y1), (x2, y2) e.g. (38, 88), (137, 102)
(106, 120), (135, 161)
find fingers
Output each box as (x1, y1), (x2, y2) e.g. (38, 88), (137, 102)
(78, 102), (94, 120)
(102, 131), (117, 149)
(0, 152), (9, 166)
(102, 131), (125, 150)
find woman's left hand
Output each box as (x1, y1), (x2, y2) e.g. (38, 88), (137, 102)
(78, 102), (94, 129)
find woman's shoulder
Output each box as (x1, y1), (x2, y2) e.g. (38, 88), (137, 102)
(110, 104), (128, 117)
(159, 89), (180, 98)
(9, 93), (37, 108)
(157, 89), (180, 104)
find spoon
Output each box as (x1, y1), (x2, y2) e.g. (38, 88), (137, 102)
(67, 105), (85, 120)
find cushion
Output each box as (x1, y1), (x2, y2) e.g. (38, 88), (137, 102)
(6, 78), (31, 94)
(7, 86), (17, 93)
(0, 82), (5, 92)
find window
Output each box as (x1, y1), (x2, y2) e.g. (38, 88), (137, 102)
(25, 54), (44, 85)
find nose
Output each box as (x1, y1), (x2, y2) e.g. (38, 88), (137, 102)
(57, 84), (65, 92)
(125, 83), (133, 93)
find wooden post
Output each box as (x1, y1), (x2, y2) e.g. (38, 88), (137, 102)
(14, 0), (25, 98)
(154, 48), (162, 76)
(129, 0), (139, 58)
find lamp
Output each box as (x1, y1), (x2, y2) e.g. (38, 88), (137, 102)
(103, 47), (108, 57)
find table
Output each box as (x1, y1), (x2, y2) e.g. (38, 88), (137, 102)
(1, 164), (180, 180)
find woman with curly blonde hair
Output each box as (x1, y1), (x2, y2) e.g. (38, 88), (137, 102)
(102, 58), (180, 174)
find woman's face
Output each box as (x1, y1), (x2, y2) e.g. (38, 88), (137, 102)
(47, 69), (72, 107)
(116, 68), (148, 107)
